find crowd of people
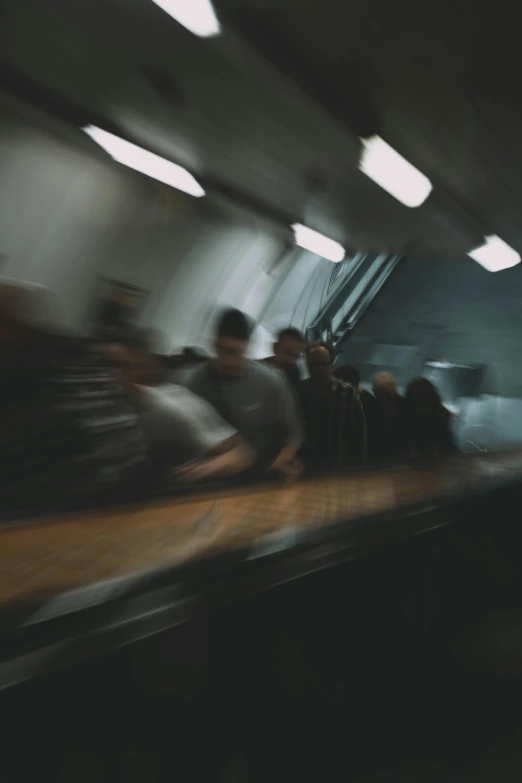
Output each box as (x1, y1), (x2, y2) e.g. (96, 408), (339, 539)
(0, 280), (458, 510)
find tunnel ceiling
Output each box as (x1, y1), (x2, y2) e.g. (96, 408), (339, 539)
(0, 0), (519, 258)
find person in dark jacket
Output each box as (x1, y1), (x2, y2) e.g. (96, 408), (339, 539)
(403, 377), (458, 457)
(260, 326), (305, 393)
(334, 364), (375, 409)
(334, 362), (378, 450)
(299, 344), (366, 469)
(369, 371), (407, 462)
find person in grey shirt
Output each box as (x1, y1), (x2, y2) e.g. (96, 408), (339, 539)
(185, 308), (303, 476)
(101, 328), (254, 480)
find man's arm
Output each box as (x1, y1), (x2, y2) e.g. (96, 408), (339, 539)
(268, 376), (304, 477)
(175, 436), (254, 480)
(166, 388), (255, 480)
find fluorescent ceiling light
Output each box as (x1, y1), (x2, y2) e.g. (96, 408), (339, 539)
(151, 0), (220, 37)
(468, 235), (520, 272)
(292, 223), (345, 263)
(83, 125), (205, 198)
(359, 136), (432, 208)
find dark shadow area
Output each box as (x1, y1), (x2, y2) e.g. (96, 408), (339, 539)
(3, 468), (522, 781)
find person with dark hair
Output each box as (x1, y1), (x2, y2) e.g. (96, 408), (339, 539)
(365, 371), (407, 463)
(213, 308), (252, 375)
(403, 377), (458, 457)
(334, 362), (379, 454)
(260, 327), (305, 392)
(334, 363), (360, 387)
(0, 281), (148, 509)
(101, 327), (254, 480)
(185, 308), (303, 476)
(299, 343), (365, 469)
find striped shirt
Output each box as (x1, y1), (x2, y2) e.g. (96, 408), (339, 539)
(1, 337), (147, 509)
(299, 378), (366, 468)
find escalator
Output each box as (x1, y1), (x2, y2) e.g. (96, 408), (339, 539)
(305, 251), (402, 349)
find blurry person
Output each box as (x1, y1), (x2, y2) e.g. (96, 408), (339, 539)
(334, 363), (374, 407)
(186, 308), (303, 477)
(368, 371), (406, 462)
(373, 371), (399, 399)
(333, 363), (358, 386)
(93, 282), (140, 340)
(102, 329), (254, 480)
(261, 327), (305, 391)
(0, 280), (147, 509)
(403, 377), (458, 457)
(168, 346), (211, 385)
(299, 343), (365, 469)
(334, 362), (379, 456)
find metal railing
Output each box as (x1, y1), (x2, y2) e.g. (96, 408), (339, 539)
(306, 253), (402, 348)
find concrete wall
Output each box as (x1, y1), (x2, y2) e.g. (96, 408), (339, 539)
(0, 92), (339, 357)
(346, 255), (522, 398)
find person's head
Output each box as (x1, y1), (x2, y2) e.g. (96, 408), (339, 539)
(98, 327), (160, 388)
(405, 377), (442, 413)
(306, 341), (335, 383)
(272, 327), (305, 369)
(213, 308), (251, 376)
(335, 364), (360, 388)
(373, 371), (398, 401)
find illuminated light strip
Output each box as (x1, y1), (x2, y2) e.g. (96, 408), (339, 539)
(359, 135), (432, 208)
(151, 0), (220, 38)
(468, 235), (520, 272)
(83, 125), (205, 198)
(291, 223), (345, 263)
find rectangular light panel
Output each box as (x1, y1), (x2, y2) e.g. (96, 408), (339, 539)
(83, 125), (205, 198)
(468, 235), (521, 272)
(292, 223), (345, 263)
(359, 136), (432, 208)
(151, 0), (220, 37)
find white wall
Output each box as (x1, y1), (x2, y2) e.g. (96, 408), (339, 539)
(0, 121), (130, 328)
(149, 218), (284, 354)
(0, 93), (295, 354)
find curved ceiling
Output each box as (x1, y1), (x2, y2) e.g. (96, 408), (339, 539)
(0, 0), (519, 257)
